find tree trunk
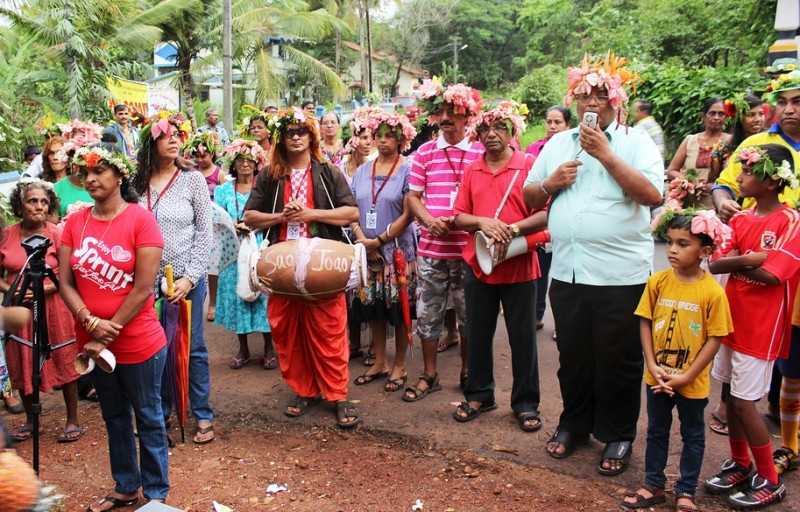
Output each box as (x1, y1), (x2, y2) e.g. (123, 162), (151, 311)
(335, 29), (341, 74)
(67, 53), (81, 118)
(178, 51), (196, 129)
(391, 59), (404, 97)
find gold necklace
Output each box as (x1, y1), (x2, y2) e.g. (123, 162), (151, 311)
(78, 202), (128, 246)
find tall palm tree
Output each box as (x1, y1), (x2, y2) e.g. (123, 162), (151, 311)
(232, 0), (350, 104)
(0, 0), (195, 118)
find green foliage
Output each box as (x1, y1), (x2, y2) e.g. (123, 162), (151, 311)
(634, 63), (766, 151)
(424, 0), (525, 90)
(520, 123), (545, 148)
(511, 64), (566, 119)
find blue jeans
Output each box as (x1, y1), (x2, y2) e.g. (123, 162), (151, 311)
(644, 387), (707, 496)
(162, 277), (214, 422)
(93, 346), (169, 500)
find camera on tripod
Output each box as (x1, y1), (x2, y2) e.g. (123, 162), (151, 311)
(21, 234), (51, 259)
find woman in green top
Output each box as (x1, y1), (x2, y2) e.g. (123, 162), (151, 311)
(54, 172), (93, 217)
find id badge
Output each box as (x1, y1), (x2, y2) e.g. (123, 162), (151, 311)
(449, 190), (458, 210)
(287, 222), (301, 240)
(366, 208), (377, 230)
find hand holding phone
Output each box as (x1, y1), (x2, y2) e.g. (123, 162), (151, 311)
(582, 112), (598, 129)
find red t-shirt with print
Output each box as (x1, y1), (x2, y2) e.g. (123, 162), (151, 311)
(62, 204), (166, 364)
(723, 206), (800, 360)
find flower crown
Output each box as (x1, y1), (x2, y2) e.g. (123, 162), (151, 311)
(183, 132), (221, 158)
(17, 176), (55, 192)
(764, 70), (800, 104)
(57, 119), (103, 153)
(145, 111), (192, 142)
(565, 52), (640, 110)
(737, 146), (800, 189)
(238, 104), (270, 138)
(222, 139), (268, 172)
(413, 77), (483, 121)
(466, 103), (527, 142)
(266, 107), (314, 144)
(349, 106), (384, 134)
(363, 111), (417, 152)
(72, 146), (136, 177)
(652, 202), (732, 257)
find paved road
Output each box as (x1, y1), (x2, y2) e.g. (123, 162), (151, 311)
(204, 244), (797, 511)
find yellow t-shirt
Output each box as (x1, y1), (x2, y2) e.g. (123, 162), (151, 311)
(635, 269), (733, 399)
(715, 131), (800, 209)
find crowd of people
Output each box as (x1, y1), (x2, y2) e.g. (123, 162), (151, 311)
(1, 52), (800, 511)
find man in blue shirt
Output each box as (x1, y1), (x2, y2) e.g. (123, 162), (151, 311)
(524, 54), (663, 476)
(102, 104), (139, 157)
(198, 109), (230, 147)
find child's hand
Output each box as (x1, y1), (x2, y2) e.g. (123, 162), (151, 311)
(650, 383), (675, 396)
(664, 372), (691, 390)
(647, 363), (671, 387)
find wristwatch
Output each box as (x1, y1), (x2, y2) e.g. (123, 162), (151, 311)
(510, 224), (521, 236)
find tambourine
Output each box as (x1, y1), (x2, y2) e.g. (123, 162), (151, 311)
(250, 238), (367, 301)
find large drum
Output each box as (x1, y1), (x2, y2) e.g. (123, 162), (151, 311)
(251, 238), (366, 301)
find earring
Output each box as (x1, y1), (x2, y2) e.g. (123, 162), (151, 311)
(118, 180), (122, 185)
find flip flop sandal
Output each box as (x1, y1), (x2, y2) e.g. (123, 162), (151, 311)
(193, 424), (215, 444)
(452, 401), (497, 423)
(402, 373), (441, 402)
(598, 440), (632, 476)
(228, 356), (250, 370)
(336, 401), (362, 429)
(516, 411), (542, 432)
(261, 355), (278, 370)
(354, 370), (389, 385)
(620, 485), (666, 510)
(384, 374), (407, 392)
(285, 396), (318, 418)
(546, 428), (584, 459)
(708, 412), (729, 436)
(86, 495), (139, 512)
(3, 395), (24, 414)
(9, 424), (36, 442)
(57, 425), (87, 443)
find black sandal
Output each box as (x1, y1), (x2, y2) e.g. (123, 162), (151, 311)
(452, 400), (497, 423)
(354, 370), (389, 386)
(516, 411), (542, 432)
(284, 395), (317, 418)
(620, 485), (666, 510)
(598, 440), (633, 476)
(86, 495), (139, 511)
(402, 373), (441, 402)
(545, 428), (584, 459)
(336, 401), (362, 429)
(774, 446), (799, 475)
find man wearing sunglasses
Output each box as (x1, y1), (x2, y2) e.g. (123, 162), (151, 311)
(244, 108), (361, 429)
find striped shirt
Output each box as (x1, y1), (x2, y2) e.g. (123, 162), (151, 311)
(408, 135), (483, 259)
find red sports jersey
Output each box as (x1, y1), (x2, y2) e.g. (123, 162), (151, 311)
(724, 206), (800, 360)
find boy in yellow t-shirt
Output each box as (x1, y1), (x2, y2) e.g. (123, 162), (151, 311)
(622, 210), (733, 511)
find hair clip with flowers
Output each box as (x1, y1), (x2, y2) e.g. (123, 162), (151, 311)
(147, 111), (192, 142)
(737, 146), (800, 190)
(72, 146), (136, 177)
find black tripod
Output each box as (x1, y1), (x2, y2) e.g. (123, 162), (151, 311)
(4, 234), (75, 474)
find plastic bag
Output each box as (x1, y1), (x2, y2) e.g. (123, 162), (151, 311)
(236, 232), (261, 302)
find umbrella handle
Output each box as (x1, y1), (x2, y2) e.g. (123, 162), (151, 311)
(165, 264), (175, 296)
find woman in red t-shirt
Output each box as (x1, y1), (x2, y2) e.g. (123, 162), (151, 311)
(0, 179), (80, 443)
(58, 143), (168, 509)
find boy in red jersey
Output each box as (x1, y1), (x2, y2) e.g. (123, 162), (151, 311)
(704, 144), (800, 509)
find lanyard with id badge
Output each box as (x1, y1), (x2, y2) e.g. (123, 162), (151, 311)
(443, 146), (465, 210)
(366, 154), (400, 230)
(286, 163), (311, 240)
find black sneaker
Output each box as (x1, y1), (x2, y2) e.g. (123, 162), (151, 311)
(704, 459), (754, 494)
(727, 474), (786, 509)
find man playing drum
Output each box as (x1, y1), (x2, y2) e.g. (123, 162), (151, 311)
(244, 108), (361, 428)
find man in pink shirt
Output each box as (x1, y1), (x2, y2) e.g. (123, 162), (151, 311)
(405, 79), (484, 401)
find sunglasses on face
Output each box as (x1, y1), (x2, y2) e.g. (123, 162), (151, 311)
(285, 127), (310, 139)
(574, 92), (610, 103)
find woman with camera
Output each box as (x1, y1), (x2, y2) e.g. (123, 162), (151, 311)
(59, 143), (168, 509)
(0, 179), (81, 443)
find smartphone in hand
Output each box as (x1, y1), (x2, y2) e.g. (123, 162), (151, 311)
(582, 112), (598, 129)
